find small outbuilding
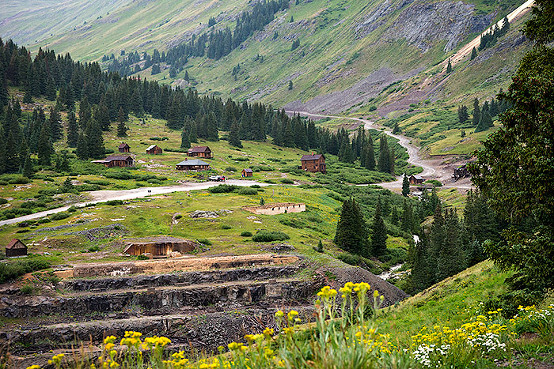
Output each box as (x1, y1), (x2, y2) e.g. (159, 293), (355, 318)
(300, 154), (326, 173)
(92, 155), (134, 168)
(146, 145), (163, 155)
(409, 175), (425, 185)
(118, 143), (130, 153)
(242, 168), (253, 177)
(187, 146), (212, 159)
(6, 239), (27, 257)
(176, 159), (210, 171)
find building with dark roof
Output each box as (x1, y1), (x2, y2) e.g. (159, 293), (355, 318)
(176, 159), (210, 171)
(242, 168), (253, 177)
(6, 239), (27, 257)
(92, 155), (134, 168)
(187, 146), (212, 159)
(118, 143), (130, 153)
(146, 145), (163, 155)
(300, 154), (326, 173)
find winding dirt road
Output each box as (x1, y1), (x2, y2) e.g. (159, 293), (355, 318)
(0, 180), (266, 227)
(286, 111), (473, 191)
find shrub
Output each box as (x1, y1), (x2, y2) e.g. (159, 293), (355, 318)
(0, 258), (52, 283)
(208, 184), (238, 193)
(225, 167), (237, 172)
(105, 200), (124, 206)
(424, 179), (442, 187)
(74, 184), (101, 191)
(0, 198), (7, 205)
(252, 230), (290, 242)
(0, 180), (8, 185)
(8, 176), (30, 184)
(50, 212), (71, 221)
(237, 187), (258, 195)
(20, 284), (35, 295)
(240, 231), (253, 237)
(37, 218), (52, 224)
(137, 255), (149, 260)
(280, 178), (294, 184)
(250, 185), (261, 188)
(88, 245), (101, 252)
(197, 238), (212, 246)
(84, 179), (111, 186)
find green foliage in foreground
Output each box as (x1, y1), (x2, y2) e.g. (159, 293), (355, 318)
(251, 230), (290, 242)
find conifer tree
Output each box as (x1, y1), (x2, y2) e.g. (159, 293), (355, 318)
(475, 110), (493, 132)
(437, 209), (464, 281)
(67, 111), (78, 148)
(180, 126), (191, 149)
(228, 121), (242, 148)
(370, 198), (388, 257)
(76, 132), (88, 159)
(470, 47), (477, 60)
(410, 235), (432, 292)
(402, 174), (410, 197)
(22, 152), (33, 178)
(85, 118), (105, 159)
(472, 98), (480, 126)
(334, 198), (369, 257)
(446, 59), (452, 73)
(378, 136), (391, 173)
(117, 107), (128, 137)
(48, 107), (63, 141)
(37, 124), (53, 166)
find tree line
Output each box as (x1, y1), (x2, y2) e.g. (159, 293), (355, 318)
(457, 94), (511, 133)
(105, 0), (289, 77)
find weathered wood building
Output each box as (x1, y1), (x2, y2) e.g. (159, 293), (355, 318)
(6, 239), (27, 257)
(244, 203), (306, 215)
(118, 143), (130, 153)
(92, 155), (134, 168)
(300, 154), (326, 173)
(241, 168), (253, 177)
(187, 146), (212, 159)
(176, 159), (210, 171)
(146, 145), (163, 155)
(409, 175), (425, 185)
(123, 237), (198, 257)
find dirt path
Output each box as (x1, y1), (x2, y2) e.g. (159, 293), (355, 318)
(286, 111), (473, 191)
(0, 179), (267, 227)
(448, 0), (534, 68)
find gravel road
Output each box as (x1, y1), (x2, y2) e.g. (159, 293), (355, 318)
(0, 180), (266, 227)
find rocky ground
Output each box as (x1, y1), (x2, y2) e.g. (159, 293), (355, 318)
(0, 254), (407, 368)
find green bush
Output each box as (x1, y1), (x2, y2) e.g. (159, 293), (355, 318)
(105, 200), (124, 206)
(8, 176), (30, 184)
(0, 180), (8, 185)
(50, 212), (71, 221)
(0, 198), (7, 205)
(237, 187), (258, 195)
(208, 184), (238, 193)
(84, 179), (111, 186)
(221, 224), (232, 230)
(280, 178), (294, 184)
(240, 231), (253, 237)
(75, 184), (101, 191)
(88, 245), (101, 252)
(197, 238), (212, 246)
(225, 167), (237, 172)
(252, 230), (290, 242)
(0, 258), (52, 283)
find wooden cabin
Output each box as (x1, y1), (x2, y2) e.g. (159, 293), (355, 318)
(453, 164), (470, 181)
(146, 145), (163, 155)
(300, 154), (326, 173)
(409, 175), (425, 185)
(187, 146), (212, 159)
(242, 168), (253, 177)
(6, 239), (27, 257)
(92, 155), (134, 168)
(118, 143), (130, 153)
(176, 159), (210, 171)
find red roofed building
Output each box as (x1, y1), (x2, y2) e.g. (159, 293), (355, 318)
(187, 146), (212, 159)
(300, 154), (326, 173)
(6, 239), (27, 257)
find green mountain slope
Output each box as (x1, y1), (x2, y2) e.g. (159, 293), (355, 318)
(1, 0), (530, 116)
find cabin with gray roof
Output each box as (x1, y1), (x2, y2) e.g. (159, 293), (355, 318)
(300, 154), (326, 173)
(176, 159), (210, 171)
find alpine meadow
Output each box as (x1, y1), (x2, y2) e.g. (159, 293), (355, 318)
(0, 0), (552, 368)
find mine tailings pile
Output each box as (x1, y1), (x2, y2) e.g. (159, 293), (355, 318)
(0, 255), (323, 367)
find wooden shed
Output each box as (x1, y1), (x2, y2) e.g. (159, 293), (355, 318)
(6, 239), (27, 257)
(409, 175), (425, 185)
(300, 154), (326, 173)
(92, 155), (134, 168)
(118, 143), (130, 153)
(187, 146), (212, 159)
(242, 168), (253, 177)
(146, 145), (163, 155)
(176, 159), (210, 171)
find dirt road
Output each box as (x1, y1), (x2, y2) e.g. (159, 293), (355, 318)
(0, 179), (266, 227)
(286, 111), (473, 191)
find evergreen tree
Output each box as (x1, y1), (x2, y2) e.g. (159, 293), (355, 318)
(457, 105), (469, 123)
(401, 199), (415, 233)
(410, 235), (432, 292)
(66, 111), (78, 147)
(85, 118), (105, 159)
(402, 174), (410, 197)
(228, 121), (242, 148)
(334, 198), (369, 257)
(180, 126), (191, 149)
(22, 152), (33, 178)
(475, 110), (493, 132)
(370, 198), (388, 257)
(391, 206), (399, 226)
(378, 136), (391, 173)
(436, 209), (464, 281)
(37, 124), (53, 166)
(288, 80), (293, 90)
(76, 132), (88, 159)
(472, 98), (480, 126)
(117, 107), (128, 137)
(48, 107), (63, 141)
(428, 205), (445, 284)
(470, 47), (477, 60)
(446, 59), (452, 73)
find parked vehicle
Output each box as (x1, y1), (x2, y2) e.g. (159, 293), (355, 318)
(209, 175), (226, 182)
